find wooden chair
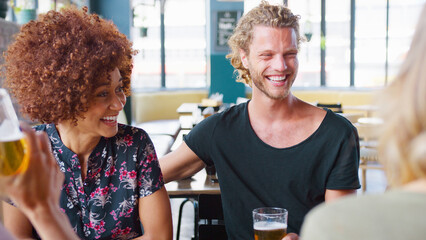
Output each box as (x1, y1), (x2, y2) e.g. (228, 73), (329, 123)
(355, 122), (384, 192)
(316, 103), (343, 113)
(198, 194), (227, 240)
(359, 148), (383, 192)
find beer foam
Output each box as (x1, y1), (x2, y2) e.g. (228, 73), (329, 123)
(254, 221), (287, 230)
(0, 119), (23, 142)
(0, 132), (23, 142)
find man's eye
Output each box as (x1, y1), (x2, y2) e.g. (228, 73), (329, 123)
(259, 54), (272, 59)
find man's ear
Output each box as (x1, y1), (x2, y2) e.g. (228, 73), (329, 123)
(239, 49), (249, 69)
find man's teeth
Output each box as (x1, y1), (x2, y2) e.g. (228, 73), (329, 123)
(102, 116), (117, 121)
(268, 76), (286, 81)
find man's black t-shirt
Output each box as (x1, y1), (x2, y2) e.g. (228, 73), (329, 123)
(184, 101), (360, 239)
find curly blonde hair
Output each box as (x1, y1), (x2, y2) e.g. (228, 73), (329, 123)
(378, 5), (426, 187)
(3, 6), (137, 124)
(226, 0), (301, 87)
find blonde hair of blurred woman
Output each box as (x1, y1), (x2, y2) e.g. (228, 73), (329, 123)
(378, 4), (426, 188)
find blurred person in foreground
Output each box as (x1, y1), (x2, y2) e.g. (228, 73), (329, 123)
(159, 1), (360, 239)
(0, 124), (78, 240)
(2, 6), (172, 239)
(301, 4), (426, 240)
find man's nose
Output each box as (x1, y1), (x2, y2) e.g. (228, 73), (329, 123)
(272, 55), (287, 72)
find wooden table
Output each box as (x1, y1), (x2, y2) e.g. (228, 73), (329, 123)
(357, 117), (383, 125)
(170, 129), (190, 151)
(179, 115), (195, 130)
(338, 112), (364, 124)
(166, 169), (220, 198)
(343, 105), (379, 117)
(177, 103), (199, 115)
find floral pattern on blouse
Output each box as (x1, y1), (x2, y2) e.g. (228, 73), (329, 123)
(34, 124), (164, 239)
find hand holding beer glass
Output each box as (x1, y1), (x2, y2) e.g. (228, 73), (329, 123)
(0, 89), (28, 176)
(0, 90), (77, 239)
(253, 207), (288, 240)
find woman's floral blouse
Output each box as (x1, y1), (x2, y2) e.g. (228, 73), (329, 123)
(34, 124), (164, 239)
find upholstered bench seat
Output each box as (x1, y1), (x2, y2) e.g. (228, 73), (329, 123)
(136, 119), (181, 159)
(148, 134), (175, 158)
(137, 119), (181, 138)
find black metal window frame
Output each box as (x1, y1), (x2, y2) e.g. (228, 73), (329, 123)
(155, 0), (392, 88)
(320, 0), (390, 87)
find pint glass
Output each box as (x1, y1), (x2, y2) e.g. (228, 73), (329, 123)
(0, 89), (29, 176)
(253, 207), (288, 240)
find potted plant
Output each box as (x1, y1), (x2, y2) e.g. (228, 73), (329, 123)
(11, 0), (36, 24)
(0, 0), (8, 19)
(133, 4), (150, 38)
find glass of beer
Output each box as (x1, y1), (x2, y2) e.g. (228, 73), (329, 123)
(253, 207), (288, 240)
(0, 89), (29, 176)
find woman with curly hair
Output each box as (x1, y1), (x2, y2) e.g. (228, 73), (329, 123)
(2, 6), (172, 240)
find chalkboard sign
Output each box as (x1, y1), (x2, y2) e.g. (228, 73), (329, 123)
(215, 11), (239, 51)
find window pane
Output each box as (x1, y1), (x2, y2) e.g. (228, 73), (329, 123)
(164, 0), (206, 88)
(355, 0), (423, 87)
(131, 0), (207, 90)
(131, 2), (162, 89)
(355, 0), (387, 87)
(130, 0), (423, 90)
(289, 0), (321, 87)
(325, 0), (350, 87)
(387, 0), (423, 84)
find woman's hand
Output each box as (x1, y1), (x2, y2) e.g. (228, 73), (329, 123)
(1, 123), (79, 240)
(3, 123), (63, 211)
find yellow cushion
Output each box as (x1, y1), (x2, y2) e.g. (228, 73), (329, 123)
(132, 90), (208, 123)
(132, 89), (381, 123)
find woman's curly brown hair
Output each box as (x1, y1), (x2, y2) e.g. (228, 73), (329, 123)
(3, 6), (137, 124)
(226, 0), (301, 87)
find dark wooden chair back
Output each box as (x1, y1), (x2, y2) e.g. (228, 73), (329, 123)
(198, 194), (227, 240)
(316, 103), (343, 113)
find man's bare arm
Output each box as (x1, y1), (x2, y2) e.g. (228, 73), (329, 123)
(159, 142), (206, 183)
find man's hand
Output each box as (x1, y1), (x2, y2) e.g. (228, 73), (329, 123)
(283, 232), (299, 240)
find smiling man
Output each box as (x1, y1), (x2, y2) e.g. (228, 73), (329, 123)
(160, 1), (360, 239)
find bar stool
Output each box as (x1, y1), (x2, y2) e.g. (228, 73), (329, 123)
(176, 198), (199, 240)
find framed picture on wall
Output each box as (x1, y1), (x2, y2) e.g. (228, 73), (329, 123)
(213, 10), (241, 52)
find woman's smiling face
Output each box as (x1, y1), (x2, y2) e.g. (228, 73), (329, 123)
(75, 67), (126, 138)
